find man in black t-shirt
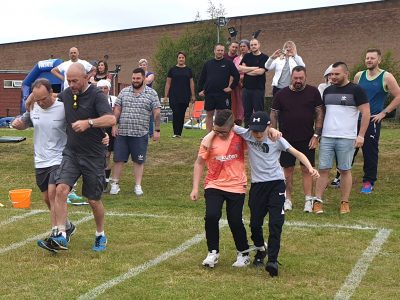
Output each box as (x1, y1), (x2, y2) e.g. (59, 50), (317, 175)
(271, 66), (324, 213)
(238, 39), (269, 127)
(198, 44), (240, 132)
(48, 63), (116, 253)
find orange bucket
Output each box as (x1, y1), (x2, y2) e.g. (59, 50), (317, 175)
(9, 189), (32, 209)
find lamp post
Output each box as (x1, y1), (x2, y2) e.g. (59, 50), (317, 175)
(216, 16), (229, 43)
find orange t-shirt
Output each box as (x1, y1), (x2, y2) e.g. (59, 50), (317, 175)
(198, 132), (247, 194)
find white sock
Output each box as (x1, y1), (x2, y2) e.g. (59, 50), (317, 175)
(65, 220), (72, 230)
(96, 231), (105, 237)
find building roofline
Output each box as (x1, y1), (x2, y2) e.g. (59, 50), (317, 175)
(0, 0), (385, 46)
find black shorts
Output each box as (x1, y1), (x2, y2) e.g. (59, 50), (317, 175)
(35, 165), (60, 192)
(280, 140), (315, 168)
(105, 127), (115, 152)
(55, 148), (106, 200)
(204, 94), (231, 111)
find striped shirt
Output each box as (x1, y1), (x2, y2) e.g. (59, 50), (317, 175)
(115, 85), (160, 137)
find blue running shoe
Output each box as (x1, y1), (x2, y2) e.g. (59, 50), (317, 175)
(67, 191), (82, 201)
(37, 239), (58, 253)
(66, 223), (76, 243)
(49, 234), (68, 250)
(92, 235), (107, 252)
(360, 181), (373, 194)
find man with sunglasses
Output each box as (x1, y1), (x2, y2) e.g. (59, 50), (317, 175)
(48, 63), (115, 252)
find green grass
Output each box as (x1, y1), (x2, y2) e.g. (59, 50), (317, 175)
(0, 123), (399, 299)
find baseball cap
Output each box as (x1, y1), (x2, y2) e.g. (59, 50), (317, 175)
(97, 79), (111, 89)
(248, 111), (270, 132)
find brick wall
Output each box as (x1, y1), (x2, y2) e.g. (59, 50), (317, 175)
(0, 73), (27, 116)
(0, 0), (399, 108)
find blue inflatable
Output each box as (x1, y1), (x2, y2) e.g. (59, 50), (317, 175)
(20, 58), (63, 113)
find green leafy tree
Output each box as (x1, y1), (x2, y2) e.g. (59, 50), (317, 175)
(350, 50), (400, 119)
(152, 0), (227, 98)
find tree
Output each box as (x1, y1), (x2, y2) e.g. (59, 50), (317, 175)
(152, 22), (217, 98)
(152, 1), (227, 98)
(350, 50), (400, 120)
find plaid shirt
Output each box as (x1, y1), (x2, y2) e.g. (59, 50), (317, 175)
(115, 85), (160, 137)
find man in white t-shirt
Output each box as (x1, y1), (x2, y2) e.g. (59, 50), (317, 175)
(11, 78), (76, 252)
(51, 46), (95, 90)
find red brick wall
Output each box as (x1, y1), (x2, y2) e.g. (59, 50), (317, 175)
(0, 0), (399, 103)
(0, 73), (27, 116)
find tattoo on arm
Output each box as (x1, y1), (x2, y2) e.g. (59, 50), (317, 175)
(270, 110), (278, 129)
(314, 106), (324, 135)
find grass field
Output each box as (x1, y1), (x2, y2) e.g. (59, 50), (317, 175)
(0, 123), (399, 299)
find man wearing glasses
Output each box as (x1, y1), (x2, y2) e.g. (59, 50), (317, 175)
(190, 109), (250, 268)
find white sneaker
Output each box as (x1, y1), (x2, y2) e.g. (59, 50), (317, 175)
(284, 199), (293, 211)
(202, 250), (219, 268)
(304, 196), (314, 213)
(232, 252), (250, 267)
(109, 182), (120, 195)
(134, 185), (143, 196)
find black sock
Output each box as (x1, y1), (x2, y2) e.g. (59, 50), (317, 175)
(105, 169), (111, 179)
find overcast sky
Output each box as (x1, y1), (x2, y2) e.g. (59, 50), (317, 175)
(0, 0), (380, 44)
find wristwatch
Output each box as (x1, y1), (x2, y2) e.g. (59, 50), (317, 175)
(313, 133), (319, 138)
(88, 119), (94, 128)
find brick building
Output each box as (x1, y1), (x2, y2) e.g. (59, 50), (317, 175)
(0, 0), (399, 115)
(0, 71), (28, 116)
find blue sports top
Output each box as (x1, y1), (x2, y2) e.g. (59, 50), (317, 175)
(358, 70), (388, 115)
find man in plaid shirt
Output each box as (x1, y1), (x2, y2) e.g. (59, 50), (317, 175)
(110, 67), (161, 196)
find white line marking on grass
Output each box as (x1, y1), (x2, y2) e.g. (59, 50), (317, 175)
(334, 228), (392, 300)
(72, 210), (195, 219)
(0, 215), (93, 255)
(0, 209), (46, 227)
(285, 221), (378, 231)
(72, 211), (380, 231)
(77, 220), (229, 300)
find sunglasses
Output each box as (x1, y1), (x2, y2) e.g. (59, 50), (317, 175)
(73, 95), (78, 110)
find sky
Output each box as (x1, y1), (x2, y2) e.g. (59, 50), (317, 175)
(0, 0), (380, 44)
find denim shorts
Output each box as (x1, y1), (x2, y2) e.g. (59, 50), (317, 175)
(113, 135), (148, 164)
(318, 137), (355, 171)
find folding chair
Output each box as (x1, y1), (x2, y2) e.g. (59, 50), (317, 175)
(184, 101), (206, 129)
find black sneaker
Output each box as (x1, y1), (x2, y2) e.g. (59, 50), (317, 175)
(265, 261), (279, 277)
(37, 239), (58, 253)
(253, 250), (267, 267)
(66, 223), (76, 243)
(330, 178), (341, 188)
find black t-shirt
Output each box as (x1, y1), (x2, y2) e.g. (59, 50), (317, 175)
(272, 85), (323, 142)
(167, 66), (193, 105)
(240, 52), (269, 90)
(198, 58), (239, 96)
(58, 85), (113, 156)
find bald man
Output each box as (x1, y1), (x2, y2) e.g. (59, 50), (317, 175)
(48, 63), (116, 252)
(51, 46), (95, 90)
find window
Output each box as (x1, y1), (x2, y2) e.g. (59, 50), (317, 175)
(4, 80), (23, 88)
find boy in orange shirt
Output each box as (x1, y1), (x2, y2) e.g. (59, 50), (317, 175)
(190, 109), (250, 268)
